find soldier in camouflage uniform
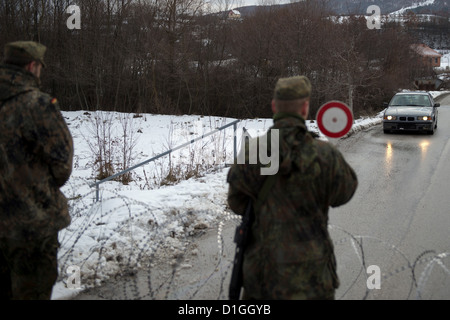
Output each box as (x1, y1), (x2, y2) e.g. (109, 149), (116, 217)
(227, 76), (358, 300)
(0, 41), (74, 299)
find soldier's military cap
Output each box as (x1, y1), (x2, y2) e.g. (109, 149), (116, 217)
(274, 76), (311, 100)
(3, 41), (47, 68)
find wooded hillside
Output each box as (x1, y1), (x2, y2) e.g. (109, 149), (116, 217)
(0, 0), (436, 118)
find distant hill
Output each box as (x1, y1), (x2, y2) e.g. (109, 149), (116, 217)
(233, 0), (450, 17)
(404, 0), (450, 16)
(230, 0), (450, 49)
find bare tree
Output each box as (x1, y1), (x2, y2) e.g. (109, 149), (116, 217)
(0, 0), (433, 118)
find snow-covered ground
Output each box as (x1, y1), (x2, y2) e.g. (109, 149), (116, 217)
(438, 51), (450, 71)
(51, 90), (448, 299)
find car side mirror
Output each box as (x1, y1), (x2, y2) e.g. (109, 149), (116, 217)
(383, 102), (388, 107)
(434, 103), (440, 107)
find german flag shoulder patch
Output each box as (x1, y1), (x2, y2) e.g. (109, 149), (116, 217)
(51, 97), (58, 104)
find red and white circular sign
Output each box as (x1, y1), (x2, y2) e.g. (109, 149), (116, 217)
(316, 101), (353, 138)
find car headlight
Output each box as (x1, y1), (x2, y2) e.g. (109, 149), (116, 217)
(384, 115), (396, 120)
(418, 116), (432, 121)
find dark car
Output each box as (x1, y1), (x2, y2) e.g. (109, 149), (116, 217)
(382, 92), (440, 134)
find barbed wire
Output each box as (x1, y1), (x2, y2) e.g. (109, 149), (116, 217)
(57, 184), (450, 300)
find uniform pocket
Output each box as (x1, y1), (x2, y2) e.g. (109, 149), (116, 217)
(273, 239), (328, 264)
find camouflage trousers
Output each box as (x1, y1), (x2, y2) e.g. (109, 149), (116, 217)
(0, 234), (59, 300)
(241, 257), (338, 300)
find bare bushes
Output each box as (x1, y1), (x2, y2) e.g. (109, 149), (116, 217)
(140, 118), (231, 190)
(83, 112), (232, 189)
(84, 112), (138, 185)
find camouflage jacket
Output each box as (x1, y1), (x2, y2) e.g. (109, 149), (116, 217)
(0, 64), (74, 240)
(227, 112), (358, 299)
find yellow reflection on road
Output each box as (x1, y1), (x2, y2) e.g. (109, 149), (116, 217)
(420, 140), (430, 161)
(385, 142), (393, 174)
(385, 140), (430, 170)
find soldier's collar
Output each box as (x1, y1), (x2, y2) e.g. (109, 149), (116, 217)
(273, 112), (305, 123)
(0, 63), (40, 88)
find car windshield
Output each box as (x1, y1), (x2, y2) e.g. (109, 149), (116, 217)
(390, 94), (431, 107)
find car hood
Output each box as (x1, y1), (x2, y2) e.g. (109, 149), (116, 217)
(385, 106), (432, 117)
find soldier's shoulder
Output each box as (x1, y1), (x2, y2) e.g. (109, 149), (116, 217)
(312, 136), (341, 156)
(25, 90), (58, 107)
(36, 91), (53, 104)
(22, 87), (46, 99)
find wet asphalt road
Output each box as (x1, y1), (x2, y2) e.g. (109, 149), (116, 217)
(331, 93), (450, 299)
